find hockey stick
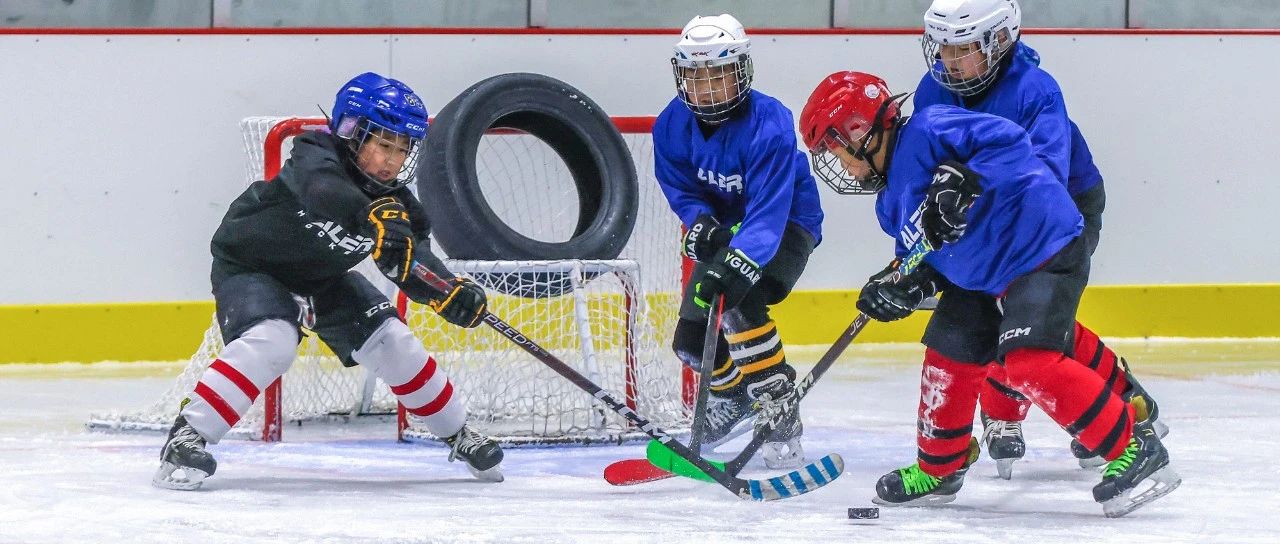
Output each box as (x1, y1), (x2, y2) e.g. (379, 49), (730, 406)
(647, 236), (937, 481)
(604, 294), (723, 486)
(409, 262), (843, 501)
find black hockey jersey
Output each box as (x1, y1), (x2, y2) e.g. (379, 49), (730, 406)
(210, 131), (450, 296)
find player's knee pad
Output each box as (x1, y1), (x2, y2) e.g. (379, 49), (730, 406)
(222, 319), (300, 378)
(917, 348), (986, 475)
(352, 318), (464, 436)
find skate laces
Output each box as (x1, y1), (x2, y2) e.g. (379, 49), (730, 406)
(898, 464), (941, 495)
(447, 426), (487, 462)
(1102, 438), (1139, 478)
(171, 422), (205, 450)
(707, 396), (749, 429)
(983, 418), (1022, 442)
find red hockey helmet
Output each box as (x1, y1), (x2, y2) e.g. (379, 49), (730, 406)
(799, 71), (903, 194)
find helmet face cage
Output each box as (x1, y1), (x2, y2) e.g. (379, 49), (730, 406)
(810, 127), (886, 195)
(672, 55), (754, 125)
(922, 28), (1014, 97)
(337, 115), (424, 195)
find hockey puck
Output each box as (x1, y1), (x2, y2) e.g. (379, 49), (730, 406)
(847, 507), (880, 520)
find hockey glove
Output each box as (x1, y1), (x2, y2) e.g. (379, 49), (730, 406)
(428, 277), (487, 328)
(856, 260), (942, 322)
(681, 214), (738, 263)
(694, 247), (761, 312)
(365, 197), (414, 282)
(922, 161), (983, 249)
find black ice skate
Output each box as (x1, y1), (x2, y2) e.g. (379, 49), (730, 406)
(873, 438), (979, 506)
(1072, 361), (1168, 469)
(1092, 419), (1181, 518)
(445, 425), (504, 482)
(700, 391), (756, 450)
(980, 412), (1025, 480)
(152, 415), (217, 491)
(750, 374), (804, 469)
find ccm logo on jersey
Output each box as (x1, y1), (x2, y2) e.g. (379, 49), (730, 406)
(698, 168), (743, 194)
(999, 327), (1031, 344)
(304, 219), (374, 255)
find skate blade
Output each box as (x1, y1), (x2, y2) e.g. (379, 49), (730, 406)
(152, 461), (208, 491)
(1102, 466), (1182, 518)
(1153, 419), (1170, 439)
(995, 458), (1016, 480)
(1078, 455), (1107, 469)
(872, 493), (957, 507)
(762, 439), (804, 470)
(468, 464), (505, 483)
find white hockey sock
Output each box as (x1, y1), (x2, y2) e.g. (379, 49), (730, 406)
(182, 319), (298, 443)
(353, 318), (466, 438)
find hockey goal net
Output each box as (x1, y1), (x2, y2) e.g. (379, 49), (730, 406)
(88, 115), (693, 445)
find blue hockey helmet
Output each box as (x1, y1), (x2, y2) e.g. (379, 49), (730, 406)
(330, 72), (429, 195)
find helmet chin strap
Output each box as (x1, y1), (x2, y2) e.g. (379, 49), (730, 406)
(846, 92), (911, 192)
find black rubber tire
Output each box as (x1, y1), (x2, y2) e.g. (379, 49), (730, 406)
(419, 72), (638, 264)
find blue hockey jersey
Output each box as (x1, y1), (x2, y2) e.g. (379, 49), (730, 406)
(878, 105), (1083, 296)
(653, 89), (823, 266)
(914, 42), (1103, 196)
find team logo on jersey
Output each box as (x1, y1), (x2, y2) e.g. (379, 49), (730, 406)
(898, 201), (927, 249)
(698, 168), (743, 194)
(304, 219), (374, 255)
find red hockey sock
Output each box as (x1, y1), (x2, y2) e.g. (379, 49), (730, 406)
(978, 362), (1031, 421)
(1003, 347), (1133, 461)
(916, 348), (987, 478)
(1072, 321), (1128, 397)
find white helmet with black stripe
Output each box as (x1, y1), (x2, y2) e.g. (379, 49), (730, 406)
(922, 0), (1022, 97)
(671, 14), (754, 124)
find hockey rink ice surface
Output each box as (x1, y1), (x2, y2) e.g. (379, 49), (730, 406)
(1, 339), (1277, 543)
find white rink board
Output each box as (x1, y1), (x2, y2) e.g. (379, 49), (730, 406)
(2, 32), (1277, 304)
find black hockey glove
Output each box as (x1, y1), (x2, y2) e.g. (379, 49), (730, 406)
(693, 247), (761, 313)
(922, 161), (983, 248)
(856, 259), (942, 322)
(365, 197), (414, 283)
(681, 214), (737, 263)
(428, 277), (487, 329)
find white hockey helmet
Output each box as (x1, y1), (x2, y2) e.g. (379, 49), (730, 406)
(671, 14), (754, 124)
(922, 0), (1022, 96)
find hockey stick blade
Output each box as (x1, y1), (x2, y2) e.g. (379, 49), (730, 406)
(409, 262), (838, 501)
(603, 458), (676, 486)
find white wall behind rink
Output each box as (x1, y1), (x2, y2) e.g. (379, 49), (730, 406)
(1, 32), (1273, 304)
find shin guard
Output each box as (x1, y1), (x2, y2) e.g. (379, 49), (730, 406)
(354, 318), (465, 438)
(917, 348), (987, 477)
(978, 363), (1031, 421)
(1003, 347), (1133, 461)
(182, 319), (299, 443)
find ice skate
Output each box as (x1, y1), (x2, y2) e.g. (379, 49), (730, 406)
(1092, 419), (1181, 518)
(873, 438), (978, 506)
(980, 412), (1025, 480)
(750, 374), (803, 469)
(152, 415), (217, 491)
(444, 425), (505, 482)
(701, 392), (756, 450)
